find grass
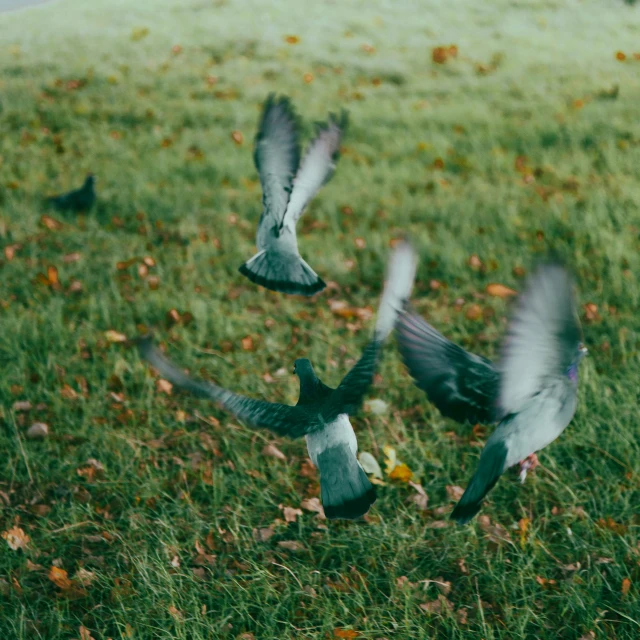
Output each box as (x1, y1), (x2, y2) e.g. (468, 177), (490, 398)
(1, 0), (640, 637)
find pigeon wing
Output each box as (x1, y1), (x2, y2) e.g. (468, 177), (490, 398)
(138, 337), (314, 439)
(254, 94), (301, 227)
(498, 263), (581, 416)
(396, 310), (500, 424)
(280, 111), (347, 231)
(322, 339), (380, 422)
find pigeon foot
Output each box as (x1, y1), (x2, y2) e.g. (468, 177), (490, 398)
(518, 453), (539, 484)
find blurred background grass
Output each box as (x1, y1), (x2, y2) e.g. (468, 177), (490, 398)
(1, 0), (639, 638)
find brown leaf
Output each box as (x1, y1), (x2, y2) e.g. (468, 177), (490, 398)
(2, 526), (29, 551)
(300, 497), (326, 518)
(334, 629), (359, 639)
(168, 605), (182, 620)
(79, 626), (95, 640)
(284, 35), (300, 44)
(74, 568), (96, 587)
(49, 566), (72, 590)
(40, 214), (63, 230)
(27, 422), (49, 439)
(468, 254), (483, 270)
(156, 379), (173, 395)
(253, 527), (275, 543)
(485, 283), (517, 298)
(12, 400), (32, 412)
(621, 578), (631, 595)
(419, 595), (453, 614)
(281, 506), (303, 523)
(63, 252), (82, 263)
(277, 540), (305, 552)
(445, 485), (464, 501)
(231, 130), (244, 145)
(262, 443), (286, 461)
(241, 335), (255, 351)
(465, 304), (483, 321)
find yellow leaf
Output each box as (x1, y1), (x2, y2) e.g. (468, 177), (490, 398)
(389, 463), (413, 482)
(105, 330), (127, 343)
(382, 444), (397, 474)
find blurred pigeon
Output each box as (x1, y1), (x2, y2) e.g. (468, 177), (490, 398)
(140, 242), (416, 519)
(142, 242), (416, 516)
(449, 264), (587, 523)
(396, 311), (500, 425)
(239, 94), (347, 296)
(46, 174), (96, 212)
(398, 264), (587, 523)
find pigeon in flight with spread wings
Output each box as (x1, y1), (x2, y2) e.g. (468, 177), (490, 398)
(140, 242), (417, 519)
(397, 263), (587, 523)
(239, 94), (347, 296)
(46, 174), (96, 212)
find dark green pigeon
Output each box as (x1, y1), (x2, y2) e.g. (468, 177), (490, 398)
(140, 241), (417, 519)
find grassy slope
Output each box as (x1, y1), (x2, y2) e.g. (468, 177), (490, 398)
(1, 0), (639, 637)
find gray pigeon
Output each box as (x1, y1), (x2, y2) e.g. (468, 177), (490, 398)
(46, 174), (96, 212)
(399, 263), (587, 523)
(140, 242), (417, 519)
(239, 94), (347, 296)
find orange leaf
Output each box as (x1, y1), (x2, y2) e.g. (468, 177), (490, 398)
(621, 578), (631, 595)
(303, 72), (313, 84)
(334, 629), (360, 639)
(284, 35), (300, 44)
(241, 335), (255, 351)
(40, 214), (63, 230)
(49, 566), (72, 590)
(465, 304), (482, 321)
(615, 51), (626, 61)
(486, 283), (517, 298)
(231, 131), (243, 145)
(388, 463), (413, 482)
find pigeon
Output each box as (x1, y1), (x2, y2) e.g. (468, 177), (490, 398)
(398, 263), (587, 524)
(239, 94), (347, 296)
(140, 241), (417, 519)
(46, 174), (96, 212)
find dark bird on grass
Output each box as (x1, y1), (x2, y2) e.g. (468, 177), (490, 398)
(140, 242), (417, 519)
(239, 94), (347, 296)
(46, 174), (96, 212)
(397, 263), (587, 524)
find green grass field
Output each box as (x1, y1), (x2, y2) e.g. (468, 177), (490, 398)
(1, 0), (640, 638)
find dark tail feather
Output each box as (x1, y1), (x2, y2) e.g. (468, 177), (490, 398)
(451, 439), (508, 524)
(239, 249), (325, 296)
(317, 444), (376, 520)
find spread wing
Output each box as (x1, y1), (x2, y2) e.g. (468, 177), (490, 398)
(322, 339), (381, 422)
(498, 262), (582, 415)
(138, 337), (314, 439)
(280, 111), (347, 231)
(254, 94), (301, 227)
(396, 310), (500, 424)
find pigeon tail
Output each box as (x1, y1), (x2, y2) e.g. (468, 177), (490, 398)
(239, 248), (325, 296)
(451, 438), (507, 524)
(374, 240), (417, 340)
(317, 444), (376, 520)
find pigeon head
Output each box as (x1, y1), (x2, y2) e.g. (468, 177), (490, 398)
(84, 174), (95, 188)
(567, 342), (588, 383)
(293, 358), (321, 399)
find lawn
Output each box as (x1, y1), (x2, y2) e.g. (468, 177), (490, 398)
(1, 0), (640, 638)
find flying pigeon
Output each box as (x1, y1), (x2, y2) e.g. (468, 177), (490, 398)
(140, 241), (417, 519)
(46, 174), (96, 212)
(239, 94), (347, 296)
(398, 263), (587, 523)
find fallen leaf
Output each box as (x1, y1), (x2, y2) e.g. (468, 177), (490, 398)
(12, 401), (32, 412)
(383, 445), (397, 474)
(364, 398), (388, 415)
(277, 540), (304, 552)
(168, 605), (182, 620)
(253, 527), (275, 543)
(419, 595), (453, 614)
(105, 330), (127, 343)
(281, 506), (303, 523)
(408, 481), (428, 510)
(49, 566), (72, 590)
(389, 463), (413, 482)
(359, 452), (383, 479)
(40, 214), (63, 230)
(334, 629), (359, 639)
(156, 379), (173, 395)
(485, 283), (517, 298)
(446, 485), (464, 501)
(465, 304), (482, 321)
(284, 35), (300, 44)
(621, 578), (631, 595)
(2, 526), (29, 551)
(79, 626), (95, 640)
(468, 254), (483, 269)
(241, 335), (255, 351)
(231, 131), (244, 145)
(74, 568), (96, 587)
(27, 422), (49, 439)
(262, 443), (286, 461)
(300, 497), (326, 519)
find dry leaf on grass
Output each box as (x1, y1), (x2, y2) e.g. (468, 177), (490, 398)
(280, 505), (303, 523)
(300, 497), (326, 518)
(27, 422), (49, 439)
(277, 540), (304, 552)
(445, 485), (464, 501)
(262, 443), (286, 461)
(105, 330), (127, 343)
(253, 527), (275, 543)
(485, 283), (517, 298)
(334, 629), (360, 639)
(49, 566), (72, 590)
(408, 481), (428, 510)
(2, 526), (29, 551)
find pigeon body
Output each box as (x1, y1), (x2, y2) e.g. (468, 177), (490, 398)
(141, 242), (417, 519)
(46, 174), (96, 212)
(239, 94), (347, 296)
(398, 263), (586, 523)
